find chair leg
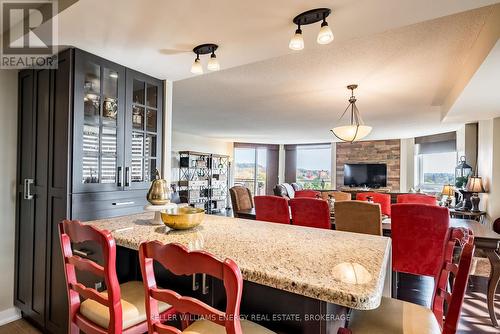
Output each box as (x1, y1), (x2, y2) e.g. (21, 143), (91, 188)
(70, 322), (79, 334)
(392, 271), (399, 298)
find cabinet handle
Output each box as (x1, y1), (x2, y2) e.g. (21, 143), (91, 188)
(23, 178), (34, 200)
(117, 166), (123, 187)
(125, 167), (130, 187)
(201, 273), (209, 295)
(111, 201), (135, 206)
(192, 274), (199, 291)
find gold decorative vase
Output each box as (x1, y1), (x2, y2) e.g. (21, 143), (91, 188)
(147, 169), (170, 205)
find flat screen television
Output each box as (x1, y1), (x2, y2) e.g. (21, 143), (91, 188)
(344, 163), (387, 188)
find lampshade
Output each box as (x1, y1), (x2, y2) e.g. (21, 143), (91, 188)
(289, 29), (304, 50)
(441, 184), (455, 196)
(190, 58), (203, 75)
(466, 177), (485, 193)
(330, 125), (372, 142)
(317, 23), (334, 44)
(207, 54), (220, 71)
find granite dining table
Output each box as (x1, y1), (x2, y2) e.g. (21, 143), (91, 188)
(86, 212), (392, 333)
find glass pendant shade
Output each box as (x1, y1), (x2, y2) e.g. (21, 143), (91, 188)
(331, 85), (372, 143)
(207, 55), (220, 71)
(317, 23), (334, 44)
(331, 125), (372, 142)
(190, 58), (203, 75)
(289, 29), (304, 50)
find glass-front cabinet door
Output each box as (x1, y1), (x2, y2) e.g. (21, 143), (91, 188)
(73, 50), (126, 193)
(125, 69), (163, 190)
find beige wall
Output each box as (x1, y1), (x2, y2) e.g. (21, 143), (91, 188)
(0, 70), (19, 322)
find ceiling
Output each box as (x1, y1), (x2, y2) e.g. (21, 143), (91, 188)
(173, 5), (498, 143)
(56, 0), (498, 81)
(55, 0), (500, 143)
(444, 40), (500, 123)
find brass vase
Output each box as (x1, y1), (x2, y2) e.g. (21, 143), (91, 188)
(147, 169), (170, 205)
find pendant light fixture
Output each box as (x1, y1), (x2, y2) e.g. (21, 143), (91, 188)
(330, 85), (372, 143)
(289, 8), (333, 50)
(191, 43), (219, 74)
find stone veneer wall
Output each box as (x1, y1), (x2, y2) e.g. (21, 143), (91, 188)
(336, 139), (401, 191)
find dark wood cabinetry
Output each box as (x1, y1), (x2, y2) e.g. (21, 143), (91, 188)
(14, 48), (164, 334)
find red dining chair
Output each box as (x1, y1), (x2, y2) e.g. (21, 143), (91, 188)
(391, 204), (450, 277)
(139, 242), (275, 334)
(254, 195), (290, 224)
(294, 189), (321, 198)
(59, 220), (174, 334)
(338, 227), (474, 334)
(397, 193), (437, 205)
(289, 198), (331, 229)
(356, 192), (391, 217)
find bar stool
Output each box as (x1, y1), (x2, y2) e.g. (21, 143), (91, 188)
(59, 220), (174, 334)
(338, 228), (474, 334)
(139, 241), (276, 334)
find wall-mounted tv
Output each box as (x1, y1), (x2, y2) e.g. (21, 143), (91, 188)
(344, 163), (387, 188)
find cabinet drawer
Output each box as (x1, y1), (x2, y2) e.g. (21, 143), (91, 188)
(72, 190), (148, 221)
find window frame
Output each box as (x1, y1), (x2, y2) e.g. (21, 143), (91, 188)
(415, 151), (457, 192)
(295, 144), (332, 190)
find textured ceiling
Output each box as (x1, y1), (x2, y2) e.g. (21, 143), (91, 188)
(55, 0), (499, 81)
(172, 6), (496, 143)
(445, 41), (500, 123)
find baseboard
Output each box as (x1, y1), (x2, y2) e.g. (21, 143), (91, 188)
(0, 307), (21, 326)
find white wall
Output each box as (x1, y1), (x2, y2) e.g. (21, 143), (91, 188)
(171, 131), (233, 182)
(477, 118), (500, 220)
(0, 70), (20, 323)
(400, 138), (415, 192)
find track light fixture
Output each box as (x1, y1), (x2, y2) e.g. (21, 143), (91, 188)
(191, 44), (220, 74)
(289, 8), (334, 50)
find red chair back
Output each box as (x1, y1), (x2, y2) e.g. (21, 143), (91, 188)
(59, 220), (122, 334)
(391, 204), (450, 277)
(289, 198), (331, 230)
(294, 190), (321, 198)
(432, 228), (474, 334)
(356, 192), (392, 216)
(397, 194), (437, 205)
(254, 195), (290, 224)
(139, 242), (243, 334)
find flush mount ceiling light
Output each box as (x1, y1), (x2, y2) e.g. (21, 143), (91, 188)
(289, 8), (334, 51)
(330, 85), (372, 143)
(191, 43), (219, 74)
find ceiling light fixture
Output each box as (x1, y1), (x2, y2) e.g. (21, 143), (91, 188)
(289, 8), (333, 50)
(191, 43), (219, 74)
(289, 25), (304, 50)
(330, 85), (372, 143)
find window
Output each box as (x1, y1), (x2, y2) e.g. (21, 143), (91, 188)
(296, 145), (331, 190)
(234, 147), (267, 195)
(416, 151), (457, 192)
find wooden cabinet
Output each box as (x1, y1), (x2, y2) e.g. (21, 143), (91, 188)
(125, 69), (163, 190)
(14, 48), (164, 334)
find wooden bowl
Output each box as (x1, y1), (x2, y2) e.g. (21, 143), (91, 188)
(160, 207), (205, 230)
